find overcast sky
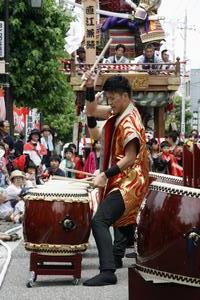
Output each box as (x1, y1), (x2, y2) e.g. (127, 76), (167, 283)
(159, 0), (200, 69)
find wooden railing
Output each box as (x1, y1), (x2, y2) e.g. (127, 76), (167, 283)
(63, 57), (181, 77)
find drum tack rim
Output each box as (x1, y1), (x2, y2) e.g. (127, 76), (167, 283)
(24, 242), (89, 254)
(24, 194), (89, 203)
(135, 264), (200, 288)
(149, 181), (200, 198)
(149, 172), (183, 183)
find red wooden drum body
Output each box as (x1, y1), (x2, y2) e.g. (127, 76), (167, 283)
(136, 181), (200, 287)
(23, 181), (91, 255)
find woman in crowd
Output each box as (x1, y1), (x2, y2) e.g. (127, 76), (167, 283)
(41, 125), (54, 168)
(68, 143), (84, 179)
(83, 145), (96, 174)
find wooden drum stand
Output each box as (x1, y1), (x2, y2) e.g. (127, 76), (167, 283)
(27, 252), (82, 287)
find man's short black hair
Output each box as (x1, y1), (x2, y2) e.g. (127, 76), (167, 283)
(50, 155), (61, 163)
(64, 147), (73, 155)
(144, 43), (155, 51)
(77, 47), (85, 54)
(161, 49), (168, 56)
(115, 44), (126, 53)
(168, 131), (178, 143)
(103, 75), (132, 98)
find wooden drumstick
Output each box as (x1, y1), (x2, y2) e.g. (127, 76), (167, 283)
(80, 37), (113, 89)
(65, 168), (95, 177)
(52, 167), (95, 178)
(52, 175), (94, 186)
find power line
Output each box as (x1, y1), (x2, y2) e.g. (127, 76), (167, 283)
(162, 18), (200, 34)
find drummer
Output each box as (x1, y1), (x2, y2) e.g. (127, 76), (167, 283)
(83, 73), (149, 286)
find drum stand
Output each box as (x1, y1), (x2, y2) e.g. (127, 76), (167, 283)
(26, 252), (82, 287)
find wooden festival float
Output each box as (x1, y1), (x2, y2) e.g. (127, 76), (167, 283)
(64, 0), (181, 140)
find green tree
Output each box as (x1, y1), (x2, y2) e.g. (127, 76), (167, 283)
(0, 0), (75, 141)
(165, 95), (192, 134)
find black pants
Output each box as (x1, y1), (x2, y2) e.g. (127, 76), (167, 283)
(92, 190), (127, 271)
(113, 224), (136, 257)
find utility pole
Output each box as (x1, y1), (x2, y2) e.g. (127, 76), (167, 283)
(4, 0), (14, 134)
(181, 10), (187, 139)
(171, 25), (176, 62)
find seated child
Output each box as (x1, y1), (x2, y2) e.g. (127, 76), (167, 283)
(0, 170), (25, 222)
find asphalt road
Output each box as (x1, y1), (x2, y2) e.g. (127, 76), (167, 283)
(0, 233), (134, 300)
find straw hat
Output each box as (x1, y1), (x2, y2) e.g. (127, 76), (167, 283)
(10, 170), (25, 180)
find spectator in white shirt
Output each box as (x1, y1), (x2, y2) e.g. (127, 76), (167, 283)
(160, 49), (174, 71)
(103, 44), (130, 64)
(134, 43), (162, 71)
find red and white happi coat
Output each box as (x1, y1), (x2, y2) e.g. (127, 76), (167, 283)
(23, 142), (47, 166)
(100, 103), (149, 227)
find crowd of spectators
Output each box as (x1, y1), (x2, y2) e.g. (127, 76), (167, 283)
(0, 121), (101, 227)
(147, 129), (200, 176)
(1, 117), (199, 231)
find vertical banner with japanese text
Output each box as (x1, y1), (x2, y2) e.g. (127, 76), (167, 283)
(83, 0), (97, 64)
(0, 21), (5, 58)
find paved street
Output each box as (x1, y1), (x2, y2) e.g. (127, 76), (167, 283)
(0, 231), (134, 300)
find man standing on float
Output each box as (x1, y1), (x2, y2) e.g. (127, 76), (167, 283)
(83, 72), (149, 286)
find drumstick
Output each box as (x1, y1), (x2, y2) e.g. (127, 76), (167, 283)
(52, 175), (94, 186)
(52, 168), (95, 178)
(65, 168), (95, 177)
(69, 178), (94, 185)
(79, 176), (94, 181)
(80, 37), (113, 89)
(70, 180), (94, 186)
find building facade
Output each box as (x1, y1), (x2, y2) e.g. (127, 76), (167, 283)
(191, 69), (200, 131)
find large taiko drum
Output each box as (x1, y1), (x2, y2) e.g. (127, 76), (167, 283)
(23, 180), (91, 255)
(136, 181), (200, 287)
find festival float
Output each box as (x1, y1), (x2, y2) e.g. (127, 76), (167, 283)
(65, 0), (181, 140)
